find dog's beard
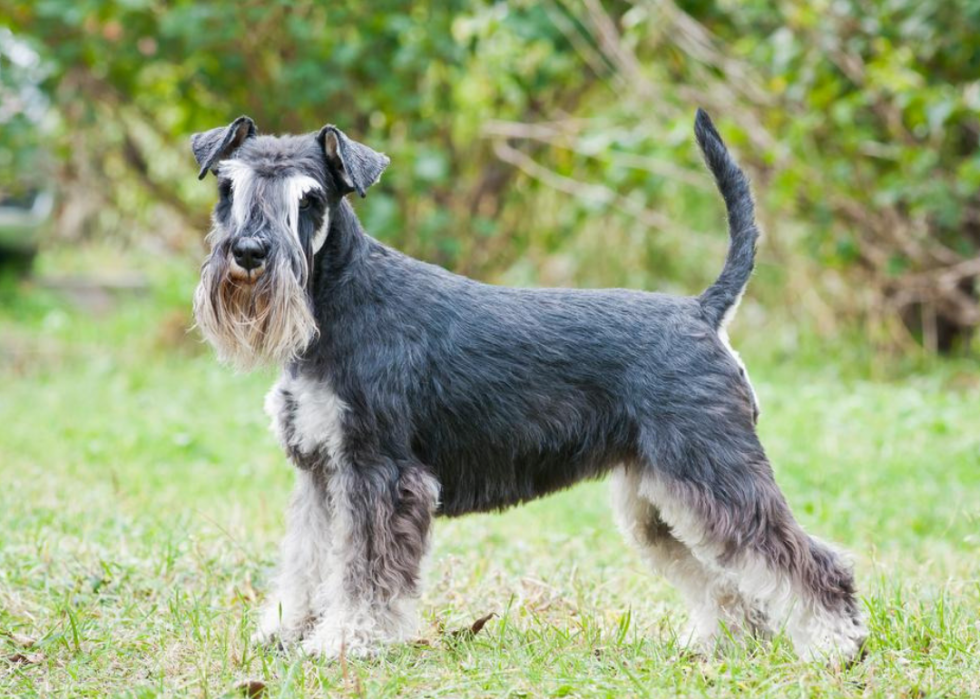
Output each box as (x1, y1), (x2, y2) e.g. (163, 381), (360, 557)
(193, 237), (318, 370)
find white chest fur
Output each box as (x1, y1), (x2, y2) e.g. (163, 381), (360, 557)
(265, 373), (349, 467)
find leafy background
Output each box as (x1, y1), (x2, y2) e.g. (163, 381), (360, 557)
(3, 0), (979, 353)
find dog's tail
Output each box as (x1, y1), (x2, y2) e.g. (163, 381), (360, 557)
(694, 108), (759, 330)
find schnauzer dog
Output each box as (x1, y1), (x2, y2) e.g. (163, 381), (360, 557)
(191, 110), (866, 662)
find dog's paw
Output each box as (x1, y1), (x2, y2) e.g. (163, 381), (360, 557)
(300, 629), (381, 660)
(794, 612), (869, 668)
(252, 601), (312, 649)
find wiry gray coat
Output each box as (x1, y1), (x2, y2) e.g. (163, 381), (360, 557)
(191, 111), (866, 662)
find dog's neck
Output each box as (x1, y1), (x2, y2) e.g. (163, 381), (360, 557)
(315, 198), (371, 282)
(291, 198), (375, 374)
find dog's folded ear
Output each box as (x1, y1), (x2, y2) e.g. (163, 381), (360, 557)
(317, 126), (390, 198)
(191, 116), (257, 180)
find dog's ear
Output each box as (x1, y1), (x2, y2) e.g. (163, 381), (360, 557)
(191, 116), (257, 180)
(317, 125), (390, 198)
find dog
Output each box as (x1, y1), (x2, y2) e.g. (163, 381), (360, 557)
(190, 110), (867, 662)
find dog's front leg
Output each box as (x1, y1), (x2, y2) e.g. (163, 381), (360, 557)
(254, 469), (334, 646)
(302, 458), (439, 658)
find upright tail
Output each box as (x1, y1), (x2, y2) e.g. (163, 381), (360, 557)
(694, 109), (759, 329)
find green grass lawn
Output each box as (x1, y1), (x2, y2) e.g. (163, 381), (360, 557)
(1, 260), (978, 697)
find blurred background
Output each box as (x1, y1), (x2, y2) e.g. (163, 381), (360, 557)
(2, 0), (979, 365)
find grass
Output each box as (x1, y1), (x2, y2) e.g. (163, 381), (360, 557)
(0, 250), (978, 697)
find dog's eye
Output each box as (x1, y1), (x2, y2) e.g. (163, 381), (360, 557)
(299, 196), (311, 211)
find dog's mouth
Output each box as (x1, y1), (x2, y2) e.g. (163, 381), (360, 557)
(227, 258), (266, 283)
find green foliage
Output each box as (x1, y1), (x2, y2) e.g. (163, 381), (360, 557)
(0, 27), (53, 194)
(716, 0), (980, 254)
(3, 1), (597, 273)
(2, 0), (979, 348)
(684, 0), (980, 347)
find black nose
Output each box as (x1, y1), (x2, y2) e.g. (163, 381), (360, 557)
(231, 237), (267, 271)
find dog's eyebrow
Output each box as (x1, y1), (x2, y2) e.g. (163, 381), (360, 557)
(283, 174), (322, 199)
(283, 175), (324, 245)
(220, 159), (257, 225)
(219, 159), (254, 187)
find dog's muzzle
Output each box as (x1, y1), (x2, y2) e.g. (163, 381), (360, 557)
(193, 233), (318, 369)
(229, 236), (268, 281)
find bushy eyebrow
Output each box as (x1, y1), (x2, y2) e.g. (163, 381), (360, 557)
(283, 174), (322, 200)
(282, 175), (323, 241)
(218, 160), (257, 225)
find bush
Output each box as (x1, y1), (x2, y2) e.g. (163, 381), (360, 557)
(3, 0), (978, 351)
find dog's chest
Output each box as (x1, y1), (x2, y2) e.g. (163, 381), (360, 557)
(265, 374), (347, 469)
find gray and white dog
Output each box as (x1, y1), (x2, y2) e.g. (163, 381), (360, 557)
(190, 110), (866, 663)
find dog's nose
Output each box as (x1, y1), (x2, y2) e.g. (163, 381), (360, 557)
(232, 237), (267, 271)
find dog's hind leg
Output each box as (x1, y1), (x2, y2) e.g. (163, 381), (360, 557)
(611, 466), (768, 652)
(635, 419), (867, 663)
(302, 459), (439, 658)
(254, 470), (334, 645)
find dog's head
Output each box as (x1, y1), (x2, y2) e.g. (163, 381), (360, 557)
(190, 117), (389, 369)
